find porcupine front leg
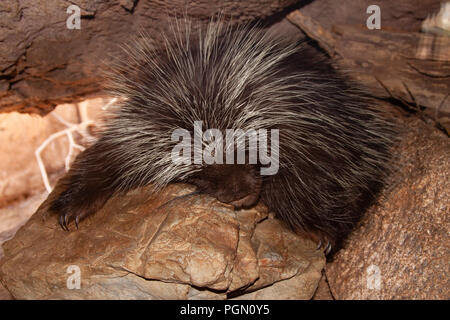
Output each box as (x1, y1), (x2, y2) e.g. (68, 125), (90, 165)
(47, 139), (123, 231)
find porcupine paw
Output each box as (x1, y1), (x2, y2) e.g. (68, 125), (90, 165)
(54, 186), (113, 231)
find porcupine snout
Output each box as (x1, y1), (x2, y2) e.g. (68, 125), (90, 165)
(188, 164), (262, 209)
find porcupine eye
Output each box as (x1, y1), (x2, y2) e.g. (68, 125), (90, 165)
(188, 164), (262, 209)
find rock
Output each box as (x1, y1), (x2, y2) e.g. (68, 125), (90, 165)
(0, 281), (12, 300)
(312, 273), (334, 300)
(298, 0), (441, 32)
(0, 193), (48, 260)
(233, 215), (324, 300)
(0, 184), (325, 299)
(0, 0), (299, 114)
(286, 2), (450, 131)
(326, 116), (450, 299)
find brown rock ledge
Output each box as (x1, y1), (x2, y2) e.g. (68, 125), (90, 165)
(0, 184), (324, 299)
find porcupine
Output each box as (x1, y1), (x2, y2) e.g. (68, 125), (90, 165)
(47, 18), (395, 255)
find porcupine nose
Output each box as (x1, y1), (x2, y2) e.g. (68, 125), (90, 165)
(190, 164), (262, 210)
(225, 192), (260, 209)
(215, 165), (262, 209)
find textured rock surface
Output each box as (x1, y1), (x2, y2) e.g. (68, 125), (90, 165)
(312, 273), (333, 300)
(326, 116), (450, 299)
(2, 0), (446, 117)
(0, 0), (298, 114)
(299, 0), (441, 32)
(287, 2), (450, 132)
(0, 193), (47, 260)
(0, 281), (12, 300)
(0, 184), (325, 299)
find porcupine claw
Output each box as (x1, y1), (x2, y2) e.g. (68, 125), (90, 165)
(315, 239), (332, 255)
(58, 211), (79, 231)
(59, 213), (68, 231)
(58, 211), (84, 231)
(316, 240), (322, 250)
(324, 241), (332, 255)
(65, 214), (70, 231)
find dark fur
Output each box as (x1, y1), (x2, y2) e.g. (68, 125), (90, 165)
(48, 21), (395, 254)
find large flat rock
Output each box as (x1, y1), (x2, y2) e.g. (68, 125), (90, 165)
(0, 184), (325, 299)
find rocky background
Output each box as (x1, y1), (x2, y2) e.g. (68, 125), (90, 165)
(0, 0), (449, 299)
